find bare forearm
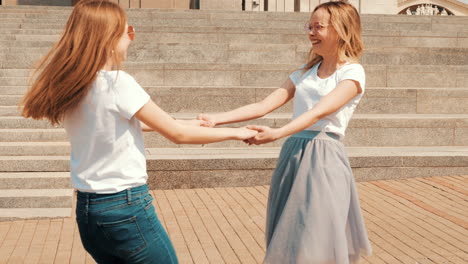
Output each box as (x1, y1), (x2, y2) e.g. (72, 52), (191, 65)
(204, 84), (294, 126)
(171, 125), (239, 144)
(276, 110), (323, 139)
(141, 119), (202, 131)
(276, 80), (360, 139)
(246, 80), (361, 145)
(140, 121), (153, 132)
(212, 103), (267, 125)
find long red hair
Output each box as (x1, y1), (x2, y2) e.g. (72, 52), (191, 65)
(20, 0), (127, 125)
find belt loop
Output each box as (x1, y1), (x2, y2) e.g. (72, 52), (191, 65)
(127, 188), (132, 205)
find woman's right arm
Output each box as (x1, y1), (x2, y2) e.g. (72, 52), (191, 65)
(199, 78), (295, 126)
(135, 99), (257, 144)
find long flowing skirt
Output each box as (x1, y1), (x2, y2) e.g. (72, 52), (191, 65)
(263, 130), (372, 264)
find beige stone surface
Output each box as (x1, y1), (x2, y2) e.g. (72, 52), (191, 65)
(1, 7), (468, 243)
(200, 0), (241, 10)
(0, 176), (466, 263)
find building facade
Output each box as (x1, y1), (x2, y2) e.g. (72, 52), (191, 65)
(1, 0), (467, 16)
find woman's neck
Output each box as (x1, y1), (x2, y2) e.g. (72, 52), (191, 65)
(320, 54), (346, 73)
(102, 60), (113, 71)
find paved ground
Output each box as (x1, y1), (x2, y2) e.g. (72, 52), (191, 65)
(0, 175), (466, 264)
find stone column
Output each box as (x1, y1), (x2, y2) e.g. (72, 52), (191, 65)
(268, 0), (298, 12)
(285, 0), (294, 12)
(347, 0), (360, 13)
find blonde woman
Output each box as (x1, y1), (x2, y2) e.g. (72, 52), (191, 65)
(20, 0), (257, 263)
(198, 1), (373, 263)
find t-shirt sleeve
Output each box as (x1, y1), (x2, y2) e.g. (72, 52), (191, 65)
(289, 64), (306, 86)
(340, 64), (366, 93)
(113, 71), (150, 120)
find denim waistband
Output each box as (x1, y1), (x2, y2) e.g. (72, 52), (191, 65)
(291, 130), (340, 140)
(77, 184), (148, 204)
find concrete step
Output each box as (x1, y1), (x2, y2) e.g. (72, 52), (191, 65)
(1, 5), (466, 21)
(0, 18), (466, 34)
(0, 147), (467, 189)
(3, 87), (468, 115)
(0, 86), (26, 96)
(1, 6), (467, 23)
(0, 142), (70, 155)
(0, 114), (467, 149)
(361, 87), (468, 114)
(0, 11), (467, 32)
(150, 63), (463, 88)
(0, 95), (23, 106)
(0, 129), (67, 141)
(2, 45), (468, 66)
(0, 172), (70, 189)
(0, 189), (73, 208)
(0, 69), (32, 77)
(0, 30), (466, 49)
(0, 27), (465, 41)
(0, 106), (20, 116)
(1, 64), (467, 88)
(1, 29), (467, 49)
(0, 32), (468, 48)
(0, 208), (72, 221)
(0, 117), (51, 128)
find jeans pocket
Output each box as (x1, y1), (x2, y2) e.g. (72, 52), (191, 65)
(97, 216), (147, 257)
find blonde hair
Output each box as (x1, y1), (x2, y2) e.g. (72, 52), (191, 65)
(21, 0), (127, 125)
(303, 1), (363, 72)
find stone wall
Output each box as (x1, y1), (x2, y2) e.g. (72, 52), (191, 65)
(0, 0), (192, 9)
(1, 0), (466, 16)
(3, 0), (72, 5)
(361, 0), (398, 14)
(200, 0), (240, 10)
(108, 0), (191, 9)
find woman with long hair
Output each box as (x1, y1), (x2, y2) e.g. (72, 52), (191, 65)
(20, 0), (257, 263)
(198, 1), (373, 263)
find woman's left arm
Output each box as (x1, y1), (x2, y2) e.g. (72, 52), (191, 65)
(247, 79), (361, 145)
(140, 119), (209, 132)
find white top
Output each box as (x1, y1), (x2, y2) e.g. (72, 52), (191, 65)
(64, 71), (150, 193)
(289, 62), (365, 139)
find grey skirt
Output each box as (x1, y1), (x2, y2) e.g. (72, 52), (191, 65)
(264, 130), (372, 264)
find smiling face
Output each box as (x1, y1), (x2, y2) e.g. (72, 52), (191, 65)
(308, 8), (340, 58)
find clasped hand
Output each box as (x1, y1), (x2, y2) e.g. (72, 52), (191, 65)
(243, 125), (279, 145)
(197, 114), (278, 145)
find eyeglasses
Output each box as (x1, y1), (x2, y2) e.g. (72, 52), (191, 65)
(127, 25), (135, 41)
(304, 22), (329, 34)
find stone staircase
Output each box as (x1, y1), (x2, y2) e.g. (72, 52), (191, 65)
(0, 5), (467, 220)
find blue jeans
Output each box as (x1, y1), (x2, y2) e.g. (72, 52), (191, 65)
(76, 184), (178, 264)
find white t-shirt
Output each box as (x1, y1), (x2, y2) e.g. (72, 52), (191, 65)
(289, 62), (365, 139)
(64, 71), (150, 193)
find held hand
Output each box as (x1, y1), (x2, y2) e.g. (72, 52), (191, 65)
(236, 127), (258, 141)
(197, 113), (216, 127)
(245, 125), (280, 145)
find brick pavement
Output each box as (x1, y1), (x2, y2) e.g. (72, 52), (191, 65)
(0, 175), (466, 264)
